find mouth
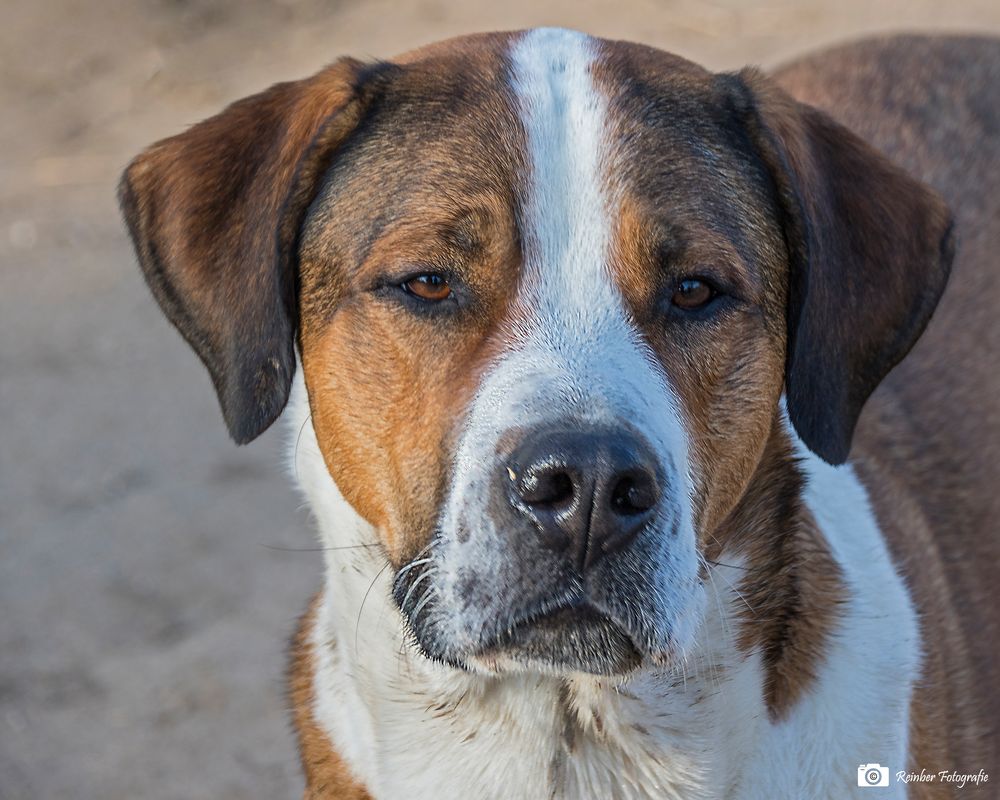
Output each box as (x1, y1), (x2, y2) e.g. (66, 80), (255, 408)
(392, 551), (662, 676)
(473, 602), (643, 675)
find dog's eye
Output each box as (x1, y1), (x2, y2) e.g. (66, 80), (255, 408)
(401, 273), (452, 302)
(671, 278), (716, 310)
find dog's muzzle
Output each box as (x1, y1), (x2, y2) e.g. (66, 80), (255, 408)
(392, 413), (698, 676)
(392, 302), (701, 676)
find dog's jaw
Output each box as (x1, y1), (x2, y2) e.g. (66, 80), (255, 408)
(288, 364), (766, 798)
(288, 369), (918, 800)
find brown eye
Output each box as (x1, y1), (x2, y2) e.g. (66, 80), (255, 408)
(402, 273), (452, 302)
(671, 278), (715, 310)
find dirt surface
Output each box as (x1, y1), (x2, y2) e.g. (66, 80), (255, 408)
(3, 1), (1000, 798)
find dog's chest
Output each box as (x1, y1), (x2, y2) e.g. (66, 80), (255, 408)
(365, 665), (764, 800)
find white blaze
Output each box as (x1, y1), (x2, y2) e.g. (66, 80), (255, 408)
(433, 28), (701, 660)
(510, 28), (614, 314)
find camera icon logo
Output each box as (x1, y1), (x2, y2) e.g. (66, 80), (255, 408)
(858, 764), (889, 788)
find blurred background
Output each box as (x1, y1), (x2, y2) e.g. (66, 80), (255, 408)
(3, 1), (1000, 798)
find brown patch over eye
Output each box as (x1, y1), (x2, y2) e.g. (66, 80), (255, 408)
(671, 278), (715, 310)
(403, 273), (452, 302)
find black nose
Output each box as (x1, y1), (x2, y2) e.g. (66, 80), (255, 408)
(506, 427), (662, 571)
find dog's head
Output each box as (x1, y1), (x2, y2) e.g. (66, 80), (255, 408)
(121, 29), (952, 676)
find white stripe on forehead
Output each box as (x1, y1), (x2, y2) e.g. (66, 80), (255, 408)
(434, 31), (698, 664)
(509, 28), (616, 314)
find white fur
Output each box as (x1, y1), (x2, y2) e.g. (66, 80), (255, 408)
(734, 426), (920, 799)
(288, 381), (919, 800)
(286, 27), (920, 800)
(432, 25), (702, 668)
(291, 365), (763, 798)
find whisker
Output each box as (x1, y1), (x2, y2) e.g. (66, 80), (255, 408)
(260, 543), (381, 553)
(713, 562), (757, 618)
(703, 558), (749, 571)
(698, 554), (739, 691)
(731, 589), (757, 617)
(394, 557), (434, 581)
(399, 567), (435, 614)
(355, 561), (391, 652)
(701, 555), (734, 645)
(409, 542), (434, 562)
(293, 411), (314, 482)
(409, 585), (437, 628)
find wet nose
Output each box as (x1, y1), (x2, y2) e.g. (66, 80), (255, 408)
(506, 427), (662, 571)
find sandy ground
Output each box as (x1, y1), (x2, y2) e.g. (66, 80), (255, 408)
(3, 1), (1000, 798)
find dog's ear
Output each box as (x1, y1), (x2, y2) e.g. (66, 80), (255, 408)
(724, 69), (954, 464)
(119, 58), (389, 443)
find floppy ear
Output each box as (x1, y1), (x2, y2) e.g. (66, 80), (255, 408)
(725, 69), (954, 464)
(119, 58), (387, 443)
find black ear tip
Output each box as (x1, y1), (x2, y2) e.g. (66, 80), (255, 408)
(786, 391), (853, 466)
(806, 436), (851, 467)
(221, 351), (296, 445)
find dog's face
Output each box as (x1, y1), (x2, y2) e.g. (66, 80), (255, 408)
(296, 31), (788, 673)
(121, 29), (952, 676)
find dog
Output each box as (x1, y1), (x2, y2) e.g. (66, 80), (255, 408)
(119, 29), (998, 799)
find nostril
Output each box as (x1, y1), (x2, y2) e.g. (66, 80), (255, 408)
(610, 471), (659, 516)
(519, 468), (575, 508)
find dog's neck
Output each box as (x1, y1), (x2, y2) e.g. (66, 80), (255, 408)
(287, 377), (915, 799)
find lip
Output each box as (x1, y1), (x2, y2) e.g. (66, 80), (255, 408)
(475, 602), (643, 675)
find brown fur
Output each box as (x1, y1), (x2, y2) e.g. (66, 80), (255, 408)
(775, 34), (1000, 788)
(709, 416), (847, 719)
(594, 43), (790, 542)
(296, 35), (526, 564)
(290, 596), (371, 799)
